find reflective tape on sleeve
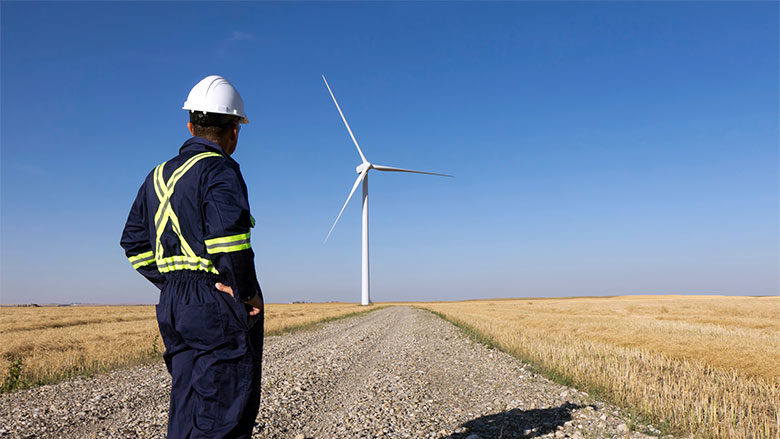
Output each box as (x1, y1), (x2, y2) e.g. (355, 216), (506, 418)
(205, 232), (251, 254)
(128, 251), (155, 269)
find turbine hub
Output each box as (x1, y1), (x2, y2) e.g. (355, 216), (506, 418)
(356, 162), (371, 174)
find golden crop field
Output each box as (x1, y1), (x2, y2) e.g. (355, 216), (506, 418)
(0, 302), (373, 392)
(410, 295), (780, 439)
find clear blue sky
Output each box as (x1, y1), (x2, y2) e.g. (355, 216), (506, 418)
(1, 2), (777, 304)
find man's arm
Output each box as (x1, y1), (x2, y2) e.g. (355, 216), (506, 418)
(203, 161), (263, 305)
(121, 182), (165, 289)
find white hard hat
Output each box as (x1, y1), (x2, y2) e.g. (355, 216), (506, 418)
(182, 75), (249, 124)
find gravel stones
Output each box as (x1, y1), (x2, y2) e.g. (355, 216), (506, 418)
(0, 306), (670, 439)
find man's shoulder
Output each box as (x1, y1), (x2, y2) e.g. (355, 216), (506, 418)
(202, 157), (246, 188)
(139, 151), (225, 188)
(169, 144), (230, 172)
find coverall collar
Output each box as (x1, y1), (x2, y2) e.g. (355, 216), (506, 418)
(180, 137), (235, 161)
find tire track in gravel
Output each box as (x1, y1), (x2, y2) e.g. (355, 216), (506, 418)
(0, 306), (667, 439)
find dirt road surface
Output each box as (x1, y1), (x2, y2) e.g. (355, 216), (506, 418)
(0, 306), (665, 439)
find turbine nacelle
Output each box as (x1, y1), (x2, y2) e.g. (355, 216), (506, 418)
(356, 162), (372, 174)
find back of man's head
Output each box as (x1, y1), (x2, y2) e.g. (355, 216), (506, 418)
(189, 112), (240, 143)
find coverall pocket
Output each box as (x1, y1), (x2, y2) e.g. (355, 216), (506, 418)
(176, 304), (226, 348)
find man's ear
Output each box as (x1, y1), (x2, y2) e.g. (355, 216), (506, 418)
(187, 122), (196, 136)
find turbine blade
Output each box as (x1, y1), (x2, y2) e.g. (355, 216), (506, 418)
(325, 168), (368, 243)
(322, 75), (368, 163)
(371, 164), (453, 177)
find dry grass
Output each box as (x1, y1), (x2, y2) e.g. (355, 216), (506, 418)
(0, 302), (372, 391)
(408, 295), (779, 439)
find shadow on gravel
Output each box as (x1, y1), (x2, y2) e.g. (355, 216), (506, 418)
(447, 402), (591, 439)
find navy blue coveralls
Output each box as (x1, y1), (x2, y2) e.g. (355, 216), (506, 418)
(121, 137), (263, 439)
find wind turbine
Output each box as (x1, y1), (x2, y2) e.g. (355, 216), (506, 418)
(322, 75), (452, 306)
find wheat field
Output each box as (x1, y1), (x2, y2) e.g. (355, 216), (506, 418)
(0, 302), (372, 391)
(410, 295), (780, 439)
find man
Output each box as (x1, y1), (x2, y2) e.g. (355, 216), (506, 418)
(121, 75), (264, 439)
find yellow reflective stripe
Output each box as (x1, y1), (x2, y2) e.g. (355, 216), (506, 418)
(205, 232), (251, 254)
(156, 255), (219, 275)
(207, 242), (251, 254)
(250, 215), (256, 228)
(128, 251), (156, 269)
(205, 232), (251, 246)
(128, 251), (153, 263)
(133, 259), (156, 269)
(170, 217), (196, 258)
(152, 162), (166, 201)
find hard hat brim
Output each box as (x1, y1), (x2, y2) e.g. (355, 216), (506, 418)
(182, 107), (250, 125)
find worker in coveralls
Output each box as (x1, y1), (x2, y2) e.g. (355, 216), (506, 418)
(120, 75), (264, 439)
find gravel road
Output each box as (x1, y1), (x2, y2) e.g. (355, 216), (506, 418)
(0, 306), (667, 439)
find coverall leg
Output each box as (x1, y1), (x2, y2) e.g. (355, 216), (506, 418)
(156, 273), (263, 439)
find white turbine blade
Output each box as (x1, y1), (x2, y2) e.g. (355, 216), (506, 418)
(372, 164), (453, 177)
(325, 168), (368, 243)
(322, 75), (368, 163)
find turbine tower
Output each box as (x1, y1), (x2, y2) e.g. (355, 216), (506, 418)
(323, 76), (452, 305)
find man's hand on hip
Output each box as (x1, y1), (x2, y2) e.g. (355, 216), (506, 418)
(215, 282), (263, 316)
